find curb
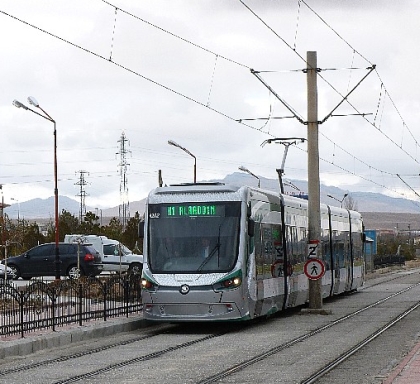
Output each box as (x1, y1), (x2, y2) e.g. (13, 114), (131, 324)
(0, 317), (149, 360)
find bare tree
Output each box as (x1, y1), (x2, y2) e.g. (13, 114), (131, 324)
(343, 194), (358, 211)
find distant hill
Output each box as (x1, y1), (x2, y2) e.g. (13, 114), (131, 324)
(361, 212), (420, 231)
(4, 173), (420, 222)
(219, 173), (420, 214)
(3, 196), (145, 221)
(4, 196), (83, 220)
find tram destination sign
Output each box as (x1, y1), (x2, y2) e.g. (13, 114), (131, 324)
(162, 204), (225, 218)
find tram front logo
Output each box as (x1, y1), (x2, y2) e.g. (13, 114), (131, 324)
(180, 284), (190, 294)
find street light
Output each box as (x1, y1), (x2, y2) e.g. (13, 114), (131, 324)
(327, 193), (348, 208)
(168, 140), (196, 183)
(10, 198), (20, 222)
(238, 166), (260, 188)
(13, 96), (60, 280)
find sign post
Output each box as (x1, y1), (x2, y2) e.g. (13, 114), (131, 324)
(307, 51), (323, 309)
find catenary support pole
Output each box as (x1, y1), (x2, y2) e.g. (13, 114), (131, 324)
(307, 51), (322, 309)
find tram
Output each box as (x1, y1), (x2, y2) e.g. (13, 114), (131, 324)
(140, 182), (364, 321)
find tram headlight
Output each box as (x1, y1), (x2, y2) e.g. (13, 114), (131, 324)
(213, 270), (242, 291)
(222, 276), (242, 288)
(141, 277), (156, 291)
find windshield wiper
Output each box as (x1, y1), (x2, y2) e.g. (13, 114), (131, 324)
(197, 244), (220, 272)
(197, 223), (224, 272)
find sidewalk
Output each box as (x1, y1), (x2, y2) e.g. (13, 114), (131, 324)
(0, 315), (148, 360)
(383, 338), (420, 384)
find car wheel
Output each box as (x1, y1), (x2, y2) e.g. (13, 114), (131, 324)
(67, 265), (84, 279)
(8, 265), (20, 280)
(129, 263), (143, 275)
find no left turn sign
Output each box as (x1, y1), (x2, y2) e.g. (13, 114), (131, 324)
(304, 258), (325, 280)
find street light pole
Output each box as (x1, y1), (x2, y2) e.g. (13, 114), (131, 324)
(238, 166), (260, 188)
(10, 198), (20, 222)
(168, 140), (196, 183)
(13, 97), (60, 280)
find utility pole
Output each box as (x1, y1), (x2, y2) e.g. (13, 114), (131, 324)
(75, 170), (89, 224)
(307, 51), (322, 309)
(117, 132), (131, 229)
(249, 51), (374, 312)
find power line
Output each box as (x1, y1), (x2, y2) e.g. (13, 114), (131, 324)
(237, 0), (420, 194)
(2, 4), (420, 200)
(300, 0), (372, 65)
(101, 0), (249, 69)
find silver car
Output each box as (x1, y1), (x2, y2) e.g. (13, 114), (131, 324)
(0, 264), (14, 280)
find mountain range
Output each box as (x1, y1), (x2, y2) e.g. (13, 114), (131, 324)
(3, 173), (420, 230)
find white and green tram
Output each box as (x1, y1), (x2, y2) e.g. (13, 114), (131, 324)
(140, 182), (364, 321)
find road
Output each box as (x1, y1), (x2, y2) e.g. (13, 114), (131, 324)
(1, 268), (420, 383)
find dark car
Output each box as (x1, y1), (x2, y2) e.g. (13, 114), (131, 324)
(2, 243), (103, 280)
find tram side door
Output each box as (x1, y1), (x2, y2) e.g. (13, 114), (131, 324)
(345, 233), (353, 291)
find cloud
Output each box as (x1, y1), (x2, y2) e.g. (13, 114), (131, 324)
(1, 0), (420, 209)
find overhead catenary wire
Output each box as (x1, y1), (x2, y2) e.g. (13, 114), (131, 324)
(2, 3), (420, 200)
(243, 0), (420, 166)
(101, 0), (249, 69)
(238, 0), (420, 195)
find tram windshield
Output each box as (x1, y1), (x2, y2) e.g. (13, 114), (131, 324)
(147, 201), (241, 273)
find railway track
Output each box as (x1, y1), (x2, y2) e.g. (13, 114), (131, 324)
(0, 269), (419, 383)
(0, 320), (246, 383)
(197, 273), (420, 384)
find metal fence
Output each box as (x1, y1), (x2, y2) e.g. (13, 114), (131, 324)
(373, 254), (406, 269)
(0, 274), (143, 339)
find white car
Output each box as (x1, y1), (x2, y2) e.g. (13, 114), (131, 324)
(64, 234), (143, 274)
(0, 263), (14, 280)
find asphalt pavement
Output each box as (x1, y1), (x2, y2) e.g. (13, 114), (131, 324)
(0, 315), (148, 360)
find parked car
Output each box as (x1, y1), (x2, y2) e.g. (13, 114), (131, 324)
(0, 264), (13, 280)
(64, 235), (143, 274)
(1, 243), (103, 280)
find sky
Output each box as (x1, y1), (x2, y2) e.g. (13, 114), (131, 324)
(2, 0), (420, 212)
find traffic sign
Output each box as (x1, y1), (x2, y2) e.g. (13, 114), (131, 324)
(304, 258), (325, 280)
(307, 239), (319, 258)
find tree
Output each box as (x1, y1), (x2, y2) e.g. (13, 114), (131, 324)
(59, 209), (80, 239)
(102, 217), (123, 241)
(122, 212), (142, 253)
(343, 194), (358, 211)
(22, 222), (45, 252)
(377, 232), (415, 260)
(1, 209), (144, 259)
(80, 211), (100, 234)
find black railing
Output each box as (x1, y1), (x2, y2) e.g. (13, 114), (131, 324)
(0, 274), (142, 339)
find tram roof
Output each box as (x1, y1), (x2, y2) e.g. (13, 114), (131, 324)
(151, 182), (241, 195)
(147, 183), (362, 220)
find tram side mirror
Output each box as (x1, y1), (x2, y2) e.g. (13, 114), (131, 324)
(362, 233), (366, 242)
(248, 218), (255, 237)
(138, 221), (145, 238)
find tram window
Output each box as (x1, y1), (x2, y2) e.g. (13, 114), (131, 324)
(254, 223), (264, 279)
(289, 227), (297, 263)
(337, 242), (345, 268)
(322, 241), (331, 270)
(263, 226), (273, 278)
(297, 227), (306, 263)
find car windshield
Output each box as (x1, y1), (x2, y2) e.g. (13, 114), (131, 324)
(148, 201), (241, 273)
